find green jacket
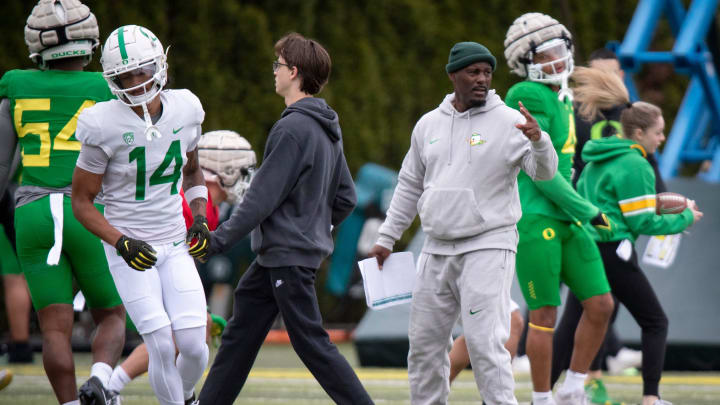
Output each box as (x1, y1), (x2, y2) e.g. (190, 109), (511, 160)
(506, 81), (599, 223)
(577, 136), (693, 243)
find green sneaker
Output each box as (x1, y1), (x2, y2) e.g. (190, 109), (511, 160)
(210, 312), (227, 347)
(584, 378), (627, 405)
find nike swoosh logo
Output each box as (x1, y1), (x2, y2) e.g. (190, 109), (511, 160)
(429, 138), (439, 144)
(173, 240), (184, 246)
(173, 126), (183, 134)
(469, 308), (482, 315)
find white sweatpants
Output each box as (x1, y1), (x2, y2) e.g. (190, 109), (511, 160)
(408, 249), (517, 405)
(102, 240), (207, 334)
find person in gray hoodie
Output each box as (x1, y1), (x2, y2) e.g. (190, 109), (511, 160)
(369, 42), (558, 405)
(197, 33), (373, 405)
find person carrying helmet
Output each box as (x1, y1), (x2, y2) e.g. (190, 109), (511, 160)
(504, 12), (615, 405)
(0, 1), (126, 404)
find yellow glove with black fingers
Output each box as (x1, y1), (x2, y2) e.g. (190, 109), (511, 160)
(186, 215), (210, 260)
(115, 235), (157, 271)
(589, 211), (615, 242)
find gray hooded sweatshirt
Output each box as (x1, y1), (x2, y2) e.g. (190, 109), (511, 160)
(376, 91), (557, 255)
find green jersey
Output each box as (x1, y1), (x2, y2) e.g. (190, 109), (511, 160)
(578, 136), (693, 243)
(505, 81), (598, 223)
(0, 69), (113, 188)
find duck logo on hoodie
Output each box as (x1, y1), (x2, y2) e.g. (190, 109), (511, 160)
(470, 132), (486, 146)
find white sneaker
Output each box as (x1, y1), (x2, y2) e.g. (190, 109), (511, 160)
(607, 347), (642, 375)
(108, 390), (122, 405)
(652, 400), (672, 405)
(530, 392), (557, 405)
(513, 354), (531, 374)
(555, 388), (588, 405)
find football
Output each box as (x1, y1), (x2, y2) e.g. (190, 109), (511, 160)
(656, 192), (688, 214)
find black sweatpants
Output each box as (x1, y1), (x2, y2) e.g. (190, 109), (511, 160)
(198, 260), (374, 405)
(550, 241), (668, 396)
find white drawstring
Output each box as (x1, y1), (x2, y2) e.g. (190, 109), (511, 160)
(467, 113), (472, 164)
(448, 109), (455, 166)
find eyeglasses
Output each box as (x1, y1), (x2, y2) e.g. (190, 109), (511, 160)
(272, 60), (292, 72)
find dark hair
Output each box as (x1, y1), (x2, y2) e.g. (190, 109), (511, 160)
(588, 48), (618, 62)
(274, 32), (331, 95)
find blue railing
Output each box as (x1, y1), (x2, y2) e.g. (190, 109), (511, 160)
(613, 0), (720, 182)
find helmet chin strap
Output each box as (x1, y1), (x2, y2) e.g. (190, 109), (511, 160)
(141, 102), (162, 141)
(557, 75), (573, 102)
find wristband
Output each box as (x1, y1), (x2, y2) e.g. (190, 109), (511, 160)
(184, 185), (208, 203)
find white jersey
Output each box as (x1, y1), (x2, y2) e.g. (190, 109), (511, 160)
(76, 89), (204, 243)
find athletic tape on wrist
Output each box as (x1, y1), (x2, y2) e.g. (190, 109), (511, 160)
(184, 185), (208, 203)
(528, 322), (555, 333)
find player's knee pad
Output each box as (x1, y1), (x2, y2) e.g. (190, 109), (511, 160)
(174, 326), (208, 361)
(143, 326), (176, 365)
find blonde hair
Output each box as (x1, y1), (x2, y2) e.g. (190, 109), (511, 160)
(572, 66), (662, 140)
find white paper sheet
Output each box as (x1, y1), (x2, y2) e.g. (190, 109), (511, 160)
(642, 234), (682, 268)
(358, 251), (416, 309)
(616, 239), (633, 262)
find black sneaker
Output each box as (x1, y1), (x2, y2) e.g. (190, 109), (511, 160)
(185, 393), (198, 405)
(7, 342), (33, 363)
(79, 375), (109, 405)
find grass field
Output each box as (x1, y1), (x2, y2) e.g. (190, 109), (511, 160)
(2, 343), (719, 404)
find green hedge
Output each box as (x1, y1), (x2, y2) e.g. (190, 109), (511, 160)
(2, 0), (703, 173)
(1, 0), (716, 324)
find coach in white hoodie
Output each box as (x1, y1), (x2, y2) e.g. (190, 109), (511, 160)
(369, 42), (557, 405)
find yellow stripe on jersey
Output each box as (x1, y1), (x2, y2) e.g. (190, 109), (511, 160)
(619, 194), (656, 217)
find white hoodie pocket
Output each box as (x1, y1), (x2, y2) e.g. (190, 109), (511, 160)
(417, 188), (485, 240)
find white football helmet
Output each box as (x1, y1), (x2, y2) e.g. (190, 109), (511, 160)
(100, 25), (167, 107)
(198, 131), (257, 204)
(505, 12), (574, 98)
(24, 0), (100, 69)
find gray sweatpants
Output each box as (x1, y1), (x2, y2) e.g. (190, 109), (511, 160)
(408, 249), (518, 405)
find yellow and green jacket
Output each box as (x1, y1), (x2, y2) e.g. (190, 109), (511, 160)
(577, 136), (693, 243)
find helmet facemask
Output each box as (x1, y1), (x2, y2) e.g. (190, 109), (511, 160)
(527, 38), (573, 84)
(197, 131), (257, 204)
(504, 13), (575, 101)
(527, 38), (574, 101)
(101, 25), (168, 141)
(204, 165), (256, 204)
(105, 60), (166, 107)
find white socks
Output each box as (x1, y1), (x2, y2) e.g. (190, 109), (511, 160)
(90, 362), (113, 387)
(532, 390), (554, 405)
(560, 369), (588, 392)
(108, 365), (132, 393)
(62, 401), (80, 405)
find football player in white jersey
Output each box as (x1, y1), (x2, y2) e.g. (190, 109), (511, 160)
(71, 25), (209, 405)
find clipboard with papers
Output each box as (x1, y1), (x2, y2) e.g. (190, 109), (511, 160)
(358, 251), (416, 310)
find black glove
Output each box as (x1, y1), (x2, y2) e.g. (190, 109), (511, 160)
(186, 215), (210, 260)
(590, 211), (614, 242)
(115, 235), (157, 271)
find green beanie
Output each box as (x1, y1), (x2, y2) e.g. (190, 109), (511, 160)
(446, 42), (497, 73)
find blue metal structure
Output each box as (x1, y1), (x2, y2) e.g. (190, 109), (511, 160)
(613, 0), (720, 182)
